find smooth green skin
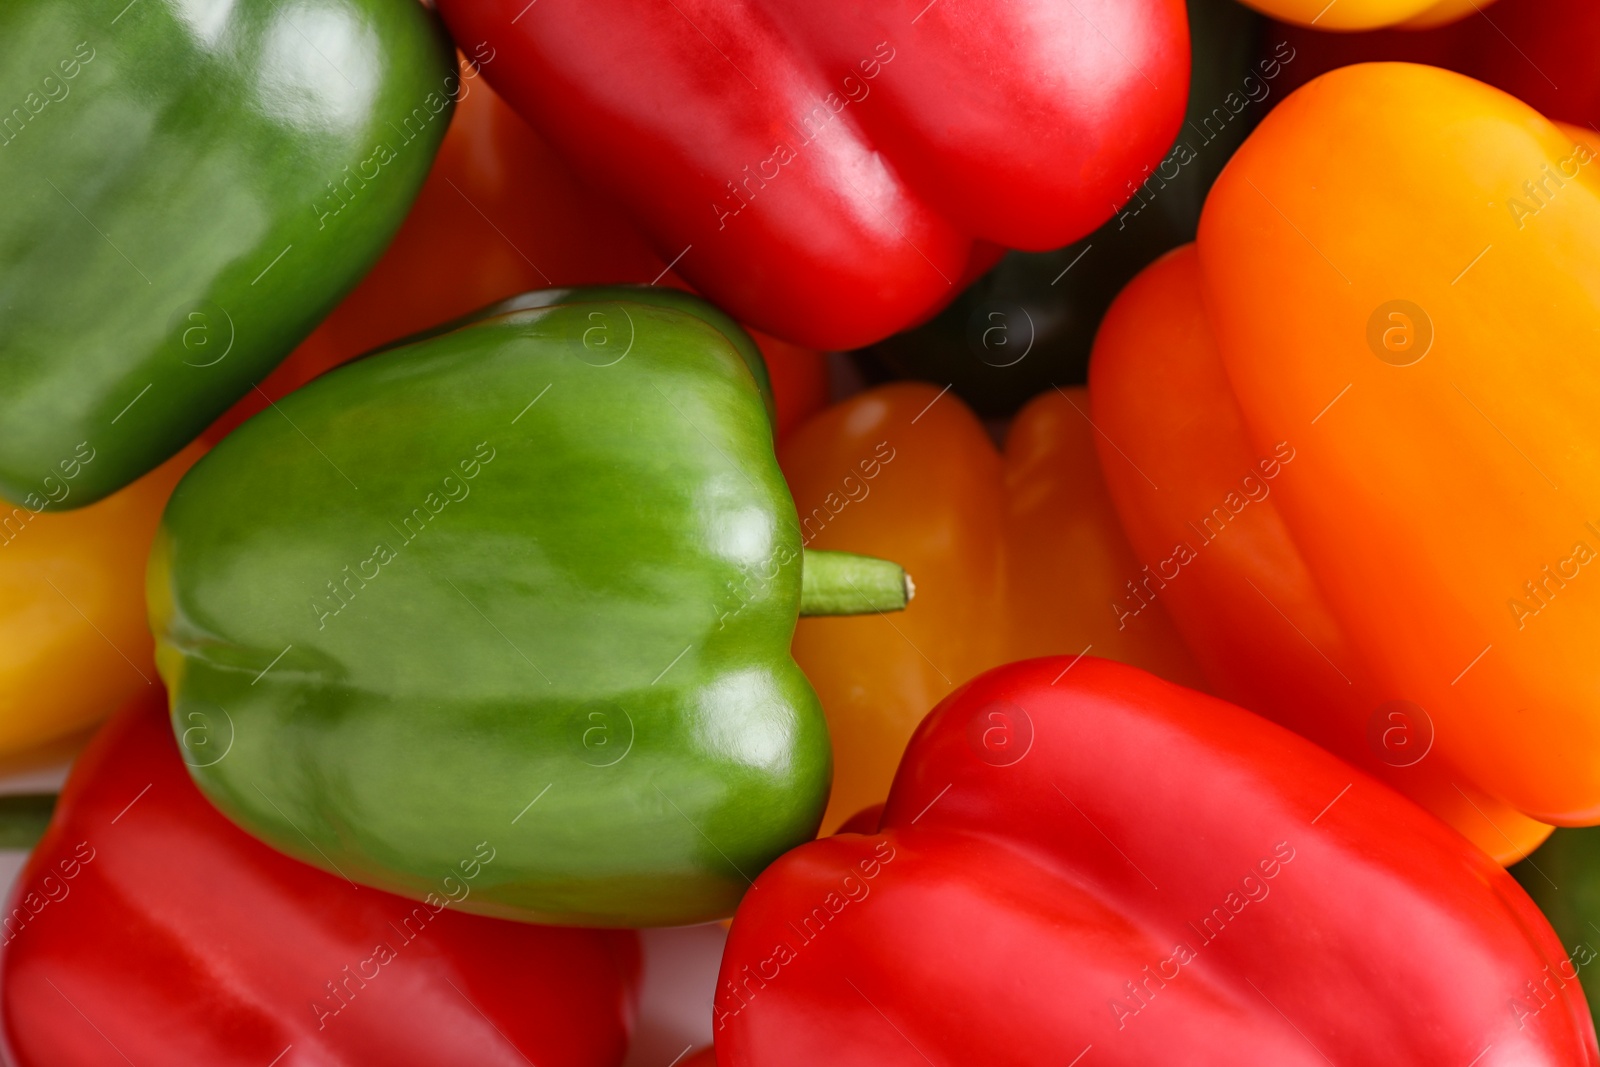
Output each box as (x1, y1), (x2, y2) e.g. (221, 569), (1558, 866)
(853, 0), (1263, 415)
(0, 0), (455, 508)
(1513, 827), (1600, 1028)
(150, 290), (832, 927)
(379, 285), (778, 429)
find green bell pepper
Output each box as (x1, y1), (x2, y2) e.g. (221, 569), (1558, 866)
(0, 0), (455, 507)
(150, 286), (909, 927)
(852, 0), (1266, 415)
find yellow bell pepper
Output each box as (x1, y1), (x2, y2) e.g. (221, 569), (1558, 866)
(782, 383), (1203, 830)
(0, 442), (202, 759)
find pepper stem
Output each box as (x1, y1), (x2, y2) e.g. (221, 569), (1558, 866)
(0, 793), (55, 850)
(799, 549), (913, 616)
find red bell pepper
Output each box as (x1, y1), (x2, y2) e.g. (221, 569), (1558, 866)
(0, 691), (640, 1066)
(432, 0), (1192, 350)
(714, 658), (1596, 1064)
(1267, 0), (1600, 127)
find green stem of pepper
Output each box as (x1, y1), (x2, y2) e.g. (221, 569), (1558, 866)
(798, 549), (914, 616)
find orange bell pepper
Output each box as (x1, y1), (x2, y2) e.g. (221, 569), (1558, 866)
(1242, 0), (1484, 30)
(782, 382), (1203, 830)
(1091, 62), (1600, 863)
(0, 443), (202, 760)
(207, 58), (826, 444)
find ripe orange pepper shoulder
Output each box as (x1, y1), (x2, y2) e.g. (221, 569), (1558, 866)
(1091, 243), (1549, 862)
(1092, 62), (1600, 859)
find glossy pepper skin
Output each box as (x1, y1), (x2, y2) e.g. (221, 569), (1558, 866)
(1268, 0), (1600, 129)
(1092, 246), (1550, 865)
(152, 287), (833, 927)
(431, 0), (1191, 351)
(714, 658), (1597, 1065)
(852, 0), (1265, 415)
(1241, 0), (1482, 30)
(1091, 66), (1600, 854)
(0, 442), (202, 759)
(1514, 828), (1600, 1033)
(0, 690), (640, 1066)
(0, 0), (456, 507)
(784, 383), (1203, 830)
(207, 58), (829, 445)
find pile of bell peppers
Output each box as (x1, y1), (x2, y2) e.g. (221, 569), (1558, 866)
(3, 0), (1600, 1063)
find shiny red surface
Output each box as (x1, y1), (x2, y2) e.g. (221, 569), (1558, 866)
(434, 0), (1191, 349)
(0, 692), (640, 1066)
(715, 658), (1597, 1064)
